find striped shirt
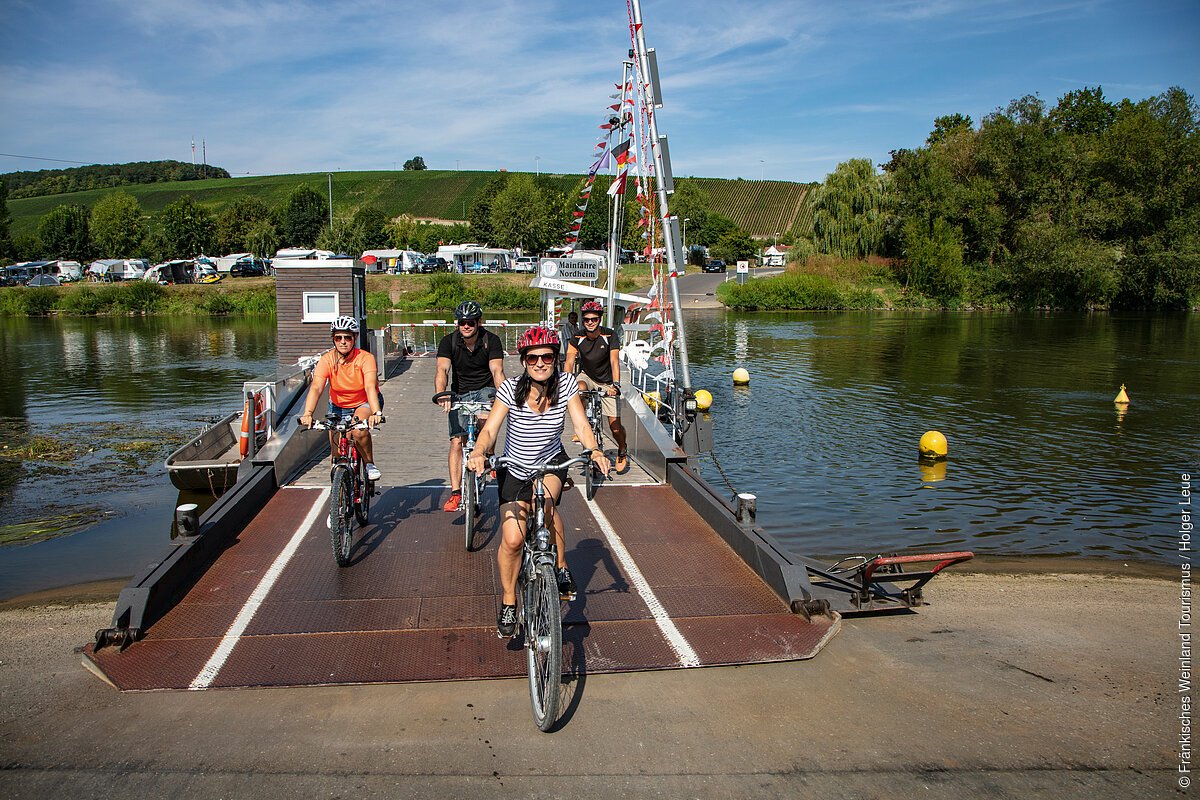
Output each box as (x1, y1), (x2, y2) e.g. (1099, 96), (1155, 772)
(496, 372), (578, 479)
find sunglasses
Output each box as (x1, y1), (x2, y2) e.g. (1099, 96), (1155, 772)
(582, 316), (601, 323)
(457, 318), (480, 327)
(523, 352), (556, 366)
(332, 334), (355, 342)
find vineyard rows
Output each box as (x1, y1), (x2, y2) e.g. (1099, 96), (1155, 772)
(7, 170), (817, 239)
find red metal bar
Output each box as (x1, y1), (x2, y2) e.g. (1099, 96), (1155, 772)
(862, 551), (974, 585)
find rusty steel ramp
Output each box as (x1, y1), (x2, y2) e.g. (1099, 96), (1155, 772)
(84, 482), (839, 691)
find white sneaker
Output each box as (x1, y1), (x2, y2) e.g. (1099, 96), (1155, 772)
(366, 463), (382, 481)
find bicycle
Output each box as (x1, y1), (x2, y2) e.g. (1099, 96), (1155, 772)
(306, 414), (384, 567)
(486, 450), (597, 731)
(578, 389), (608, 499)
(433, 390), (492, 550)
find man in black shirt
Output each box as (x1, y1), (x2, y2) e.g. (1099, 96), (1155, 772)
(564, 300), (630, 473)
(435, 300), (506, 511)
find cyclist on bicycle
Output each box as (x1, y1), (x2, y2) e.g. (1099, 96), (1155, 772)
(466, 325), (610, 638)
(299, 316), (384, 481)
(564, 300), (630, 473)
(435, 300), (505, 512)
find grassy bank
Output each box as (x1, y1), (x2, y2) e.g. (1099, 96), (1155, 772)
(0, 270), (660, 316)
(717, 256), (940, 311)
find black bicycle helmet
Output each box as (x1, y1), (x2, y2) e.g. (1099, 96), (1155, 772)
(454, 300), (483, 321)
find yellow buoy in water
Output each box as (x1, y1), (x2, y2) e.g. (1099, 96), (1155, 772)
(919, 430), (948, 461)
(694, 389), (713, 411)
(1114, 384), (1129, 405)
(733, 368), (750, 386)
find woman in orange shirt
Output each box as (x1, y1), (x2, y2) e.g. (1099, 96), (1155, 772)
(299, 316), (384, 481)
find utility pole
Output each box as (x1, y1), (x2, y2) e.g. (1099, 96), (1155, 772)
(327, 173), (334, 231)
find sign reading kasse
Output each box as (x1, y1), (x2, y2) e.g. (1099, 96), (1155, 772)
(540, 259), (600, 282)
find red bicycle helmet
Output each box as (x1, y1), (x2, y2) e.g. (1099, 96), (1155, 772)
(517, 325), (560, 354)
(581, 300), (603, 315)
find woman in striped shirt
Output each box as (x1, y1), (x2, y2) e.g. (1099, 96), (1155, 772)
(467, 325), (610, 638)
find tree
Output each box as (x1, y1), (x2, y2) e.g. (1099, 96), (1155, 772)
(244, 219), (279, 260)
(710, 230), (757, 264)
(468, 174), (509, 243)
(927, 114), (974, 146)
(158, 196), (215, 257)
(810, 159), (890, 258)
(403, 156), (427, 170)
(316, 216), (356, 255)
(276, 184), (328, 247)
(216, 197), (273, 254)
(489, 174), (556, 252)
(37, 204), (92, 261)
(0, 181), (12, 260)
(89, 192), (145, 258)
(350, 205), (391, 252)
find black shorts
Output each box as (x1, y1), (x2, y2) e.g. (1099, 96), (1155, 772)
(496, 449), (569, 505)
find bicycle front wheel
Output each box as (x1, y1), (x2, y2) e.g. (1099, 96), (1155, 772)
(462, 456), (477, 551)
(353, 456), (371, 526)
(329, 465), (354, 567)
(525, 561), (563, 731)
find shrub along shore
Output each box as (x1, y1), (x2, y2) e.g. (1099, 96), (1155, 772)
(9, 261), (1177, 316)
(0, 270), (653, 317)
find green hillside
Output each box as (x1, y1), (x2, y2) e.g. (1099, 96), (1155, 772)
(7, 169), (815, 240)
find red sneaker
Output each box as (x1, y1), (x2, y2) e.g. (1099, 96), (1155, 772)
(442, 490), (462, 512)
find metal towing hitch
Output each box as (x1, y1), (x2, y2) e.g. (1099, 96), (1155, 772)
(803, 551), (975, 614)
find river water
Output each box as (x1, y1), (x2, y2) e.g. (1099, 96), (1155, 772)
(0, 311), (1195, 600)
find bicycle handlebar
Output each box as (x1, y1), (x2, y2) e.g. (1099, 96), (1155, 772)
(302, 414), (384, 431)
(432, 390), (492, 414)
(487, 450), (596, 475)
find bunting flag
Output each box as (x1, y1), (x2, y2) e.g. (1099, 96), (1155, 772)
(610, 139), (631, 165)
(607, 171), (628, 197)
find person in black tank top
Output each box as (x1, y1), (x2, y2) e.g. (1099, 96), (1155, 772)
(434, 300), (506, 512)
(564, 301), (630, 473)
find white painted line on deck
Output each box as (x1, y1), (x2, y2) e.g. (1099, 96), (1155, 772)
(582, 495), (701, 668)
(188, 487), (329, 690)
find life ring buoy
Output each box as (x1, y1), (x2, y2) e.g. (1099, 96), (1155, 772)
(238, 393), (268, 458)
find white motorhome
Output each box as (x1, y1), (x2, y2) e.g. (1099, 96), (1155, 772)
(435, 244), (511, 273)
(52, 260), (83, 282)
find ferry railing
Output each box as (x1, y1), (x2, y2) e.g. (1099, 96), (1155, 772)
(384, 320), (522, 355)
(372, 325), (410, 380)
(240, 357), (317, 460)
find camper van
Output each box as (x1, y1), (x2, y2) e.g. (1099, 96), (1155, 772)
(435, 244), (511, 273)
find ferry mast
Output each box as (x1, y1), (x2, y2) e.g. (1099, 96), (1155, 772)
(627, 0), (692, 393)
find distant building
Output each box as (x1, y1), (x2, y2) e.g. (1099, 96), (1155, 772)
(760, 244), (790, 267)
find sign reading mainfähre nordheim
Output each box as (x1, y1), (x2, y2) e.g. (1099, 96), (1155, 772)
(540, 259), (600, 282)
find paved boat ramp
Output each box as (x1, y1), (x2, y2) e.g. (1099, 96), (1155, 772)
(85, 355), (839, 690)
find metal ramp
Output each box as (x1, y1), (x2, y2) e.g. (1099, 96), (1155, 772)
(84, 482), (839, 690)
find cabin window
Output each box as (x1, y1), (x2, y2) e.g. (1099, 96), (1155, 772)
(302, 292), (339, 322)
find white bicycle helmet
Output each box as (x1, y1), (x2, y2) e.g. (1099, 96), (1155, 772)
(330, 316), (359, 333)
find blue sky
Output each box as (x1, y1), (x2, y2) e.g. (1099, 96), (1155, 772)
(1, 0), (1196, 184)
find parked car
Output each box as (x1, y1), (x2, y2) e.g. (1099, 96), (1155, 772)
(229, 258), (267, 277)
(512, 256), (538, 273)
(422, 256), (450, 272)
(702, 259), (727, 273)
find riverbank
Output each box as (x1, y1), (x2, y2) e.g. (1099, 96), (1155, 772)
(0, 268), (663, 317)
(0, 563), (1176, 798)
